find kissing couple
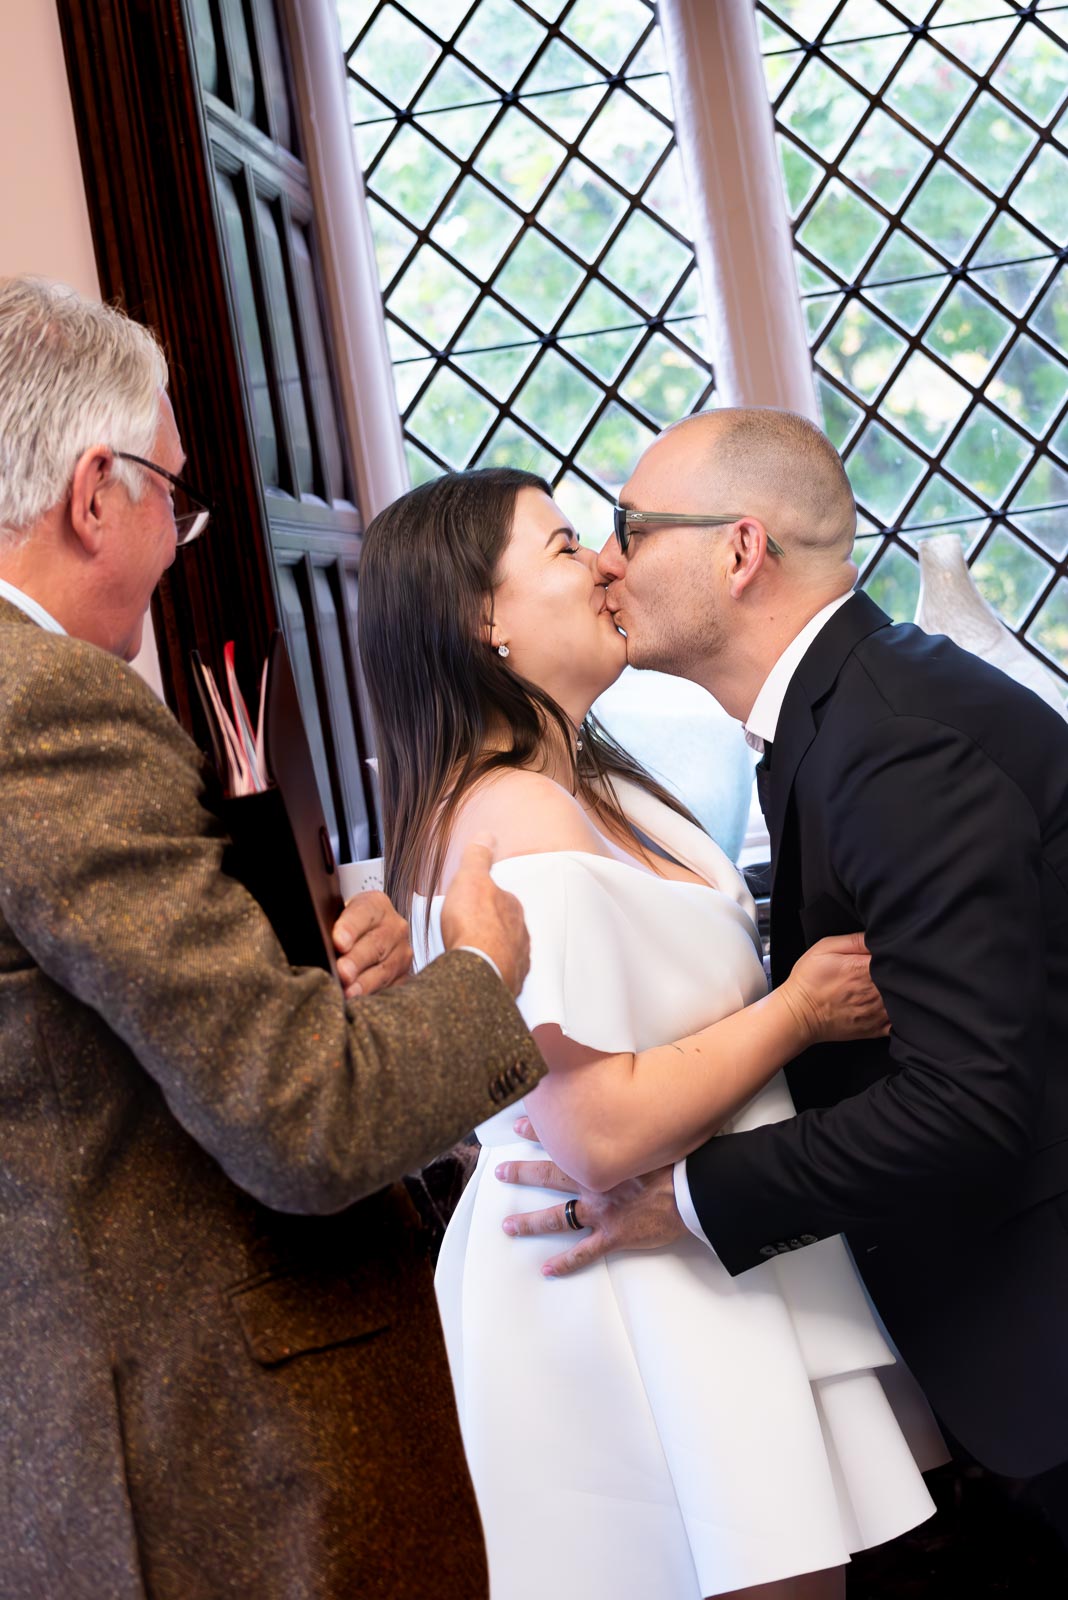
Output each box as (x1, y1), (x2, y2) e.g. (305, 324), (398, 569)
(358, 407), (1068, 1600)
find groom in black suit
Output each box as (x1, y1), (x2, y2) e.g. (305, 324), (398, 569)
(498, 408), (1068, 1541)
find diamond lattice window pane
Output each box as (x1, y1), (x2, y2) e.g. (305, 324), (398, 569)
(863, 541), (921, 620)
(797, 181), (885, 279)
(1011, 144), (1068, 242)
(552, 470), (614, 538)
(576, 401), (657, 493)
(926, 284), (1013, 381)
(1027, 577), (1068, 671)
(350, 6), (438, 104)
(454, 343), (535, 402)
(846, 421), (927, 521)
(416, 54), (493, 111)
(405, 438), (443, 485)
(1010, 456), (1068, 557)
(987, 335), (1068, 434)
(494, 231), (584, 326)
(936, 17), (1015, 76)
(349, 79), (394, 163)
(883, 351), (972, 450)
(529, 86), (606, 144)
(840, 109), (930, 211)
(644, 150), (692, 235)
(406, 368), (497, 466)
(820, 304), (908, 401)
(366, 198), (417, 284)
(818, 376), (865, 449)
(943, 404), (1032, 503)
(949, 97), (1036, 192)
(778, 138), (823, 216)
(579, 90), (671, 191)
(601, 211), (690, 313)
(994, 21), (1068, 123)
(904, 168), (995, 265)
(825, 1), (910, 87)
(562, 0), (652, 71)
(392, 354), (434, 409)
(476, 417), (561, 478)
(513, 350), (602, 452)
(455, 0), (545, 89)
(665, 275), (713, 358)
(388, 248), (479, 345)
(973, 528), (1053, 627)
(475, 109), (566, 207)
(431, 178), (519, 277)
(1032, 268), (1068, 362)
(370, 124), (459, 227)
(619, 334), (711, 426)
(778, 58), (869, 160)
(539, 160), (628, 257)
(906, 473), (987, 541)
(864, 235), (946, 331)
(885, 42), (973, 143)
(522, 37), (605, 93)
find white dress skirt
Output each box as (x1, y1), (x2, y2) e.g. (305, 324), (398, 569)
(415, 781), (943, 1599)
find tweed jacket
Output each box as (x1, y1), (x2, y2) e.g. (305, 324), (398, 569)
(0, 598), (544, 1598)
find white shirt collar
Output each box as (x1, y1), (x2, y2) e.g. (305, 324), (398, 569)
(0, 578), (67, 636)
(743, 591), (854, 755)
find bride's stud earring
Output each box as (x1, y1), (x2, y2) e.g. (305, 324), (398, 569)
(497, 643), (510, 658)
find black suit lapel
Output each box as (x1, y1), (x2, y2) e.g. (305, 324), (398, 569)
(766, 592), (892, 913)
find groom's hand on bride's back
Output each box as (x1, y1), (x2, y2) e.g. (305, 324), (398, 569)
(496, 1121), (686, 1277)
(440, 838), (531, 997)
(332, 892), (413, 998)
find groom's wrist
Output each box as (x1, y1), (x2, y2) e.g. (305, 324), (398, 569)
(673, 1158), (716, 1252)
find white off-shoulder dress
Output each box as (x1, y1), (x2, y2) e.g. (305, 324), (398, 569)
(414, 780), (941, 1599)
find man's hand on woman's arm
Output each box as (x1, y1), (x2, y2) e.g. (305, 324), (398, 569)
(496, 1118), (686, 1277)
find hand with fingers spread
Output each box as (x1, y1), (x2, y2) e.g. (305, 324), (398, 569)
(440, 836), (530, 996)
(332, 890), (413, 998)
(496, 1118), (684, 1278)
(778, 931), (890, 1048)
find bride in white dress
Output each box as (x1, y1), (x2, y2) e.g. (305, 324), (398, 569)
(358, 468), (941, 1600)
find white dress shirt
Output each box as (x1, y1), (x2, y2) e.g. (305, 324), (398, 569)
(674, 591), (855, 1249)
(0, 578), (66, 635)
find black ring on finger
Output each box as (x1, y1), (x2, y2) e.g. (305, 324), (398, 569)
(564, 1197), (582, 1232)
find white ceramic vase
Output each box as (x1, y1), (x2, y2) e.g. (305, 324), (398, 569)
(913, 532), (1068, 721)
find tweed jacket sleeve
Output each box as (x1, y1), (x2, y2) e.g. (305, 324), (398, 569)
(0, 614), (544, 1213)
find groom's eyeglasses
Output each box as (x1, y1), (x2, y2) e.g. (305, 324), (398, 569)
(612, 506), (787, 560)
(113, 452), (213, 545)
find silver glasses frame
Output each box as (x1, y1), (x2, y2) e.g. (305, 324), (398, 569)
(612, 506), (786, 559)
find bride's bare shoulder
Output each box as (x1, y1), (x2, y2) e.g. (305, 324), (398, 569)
(440, 769), (607, 887)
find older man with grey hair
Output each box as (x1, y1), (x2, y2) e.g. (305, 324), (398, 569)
(0, 276), (542, 1599)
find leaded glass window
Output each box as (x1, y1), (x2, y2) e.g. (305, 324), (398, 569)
(339, 0), (715, 534)
(760, 0), (1068, 691)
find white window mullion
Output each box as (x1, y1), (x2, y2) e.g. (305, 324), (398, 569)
(658, 0), (817, 419)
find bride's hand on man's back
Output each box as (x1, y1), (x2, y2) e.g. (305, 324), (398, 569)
(440, 838), (531, 997)
(780, 932), (890, 1047)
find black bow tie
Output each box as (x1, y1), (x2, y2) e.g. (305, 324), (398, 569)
(755, 739), (773, 823)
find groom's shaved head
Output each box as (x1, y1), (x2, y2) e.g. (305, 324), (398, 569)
(656, 407), (857, 567)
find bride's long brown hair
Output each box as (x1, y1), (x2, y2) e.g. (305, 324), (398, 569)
(358, 467), (702, 921)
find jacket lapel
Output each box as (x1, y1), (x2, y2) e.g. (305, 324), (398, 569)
(768, 591), (892, 909)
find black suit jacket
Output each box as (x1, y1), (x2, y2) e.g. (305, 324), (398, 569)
(687, 591), (1068, 1478)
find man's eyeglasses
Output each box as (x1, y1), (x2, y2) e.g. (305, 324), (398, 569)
(612, 506), (786, 560)
(113, 452), (212, 545)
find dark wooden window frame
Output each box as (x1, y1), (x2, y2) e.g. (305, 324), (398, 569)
(56, 0), (380, 856)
